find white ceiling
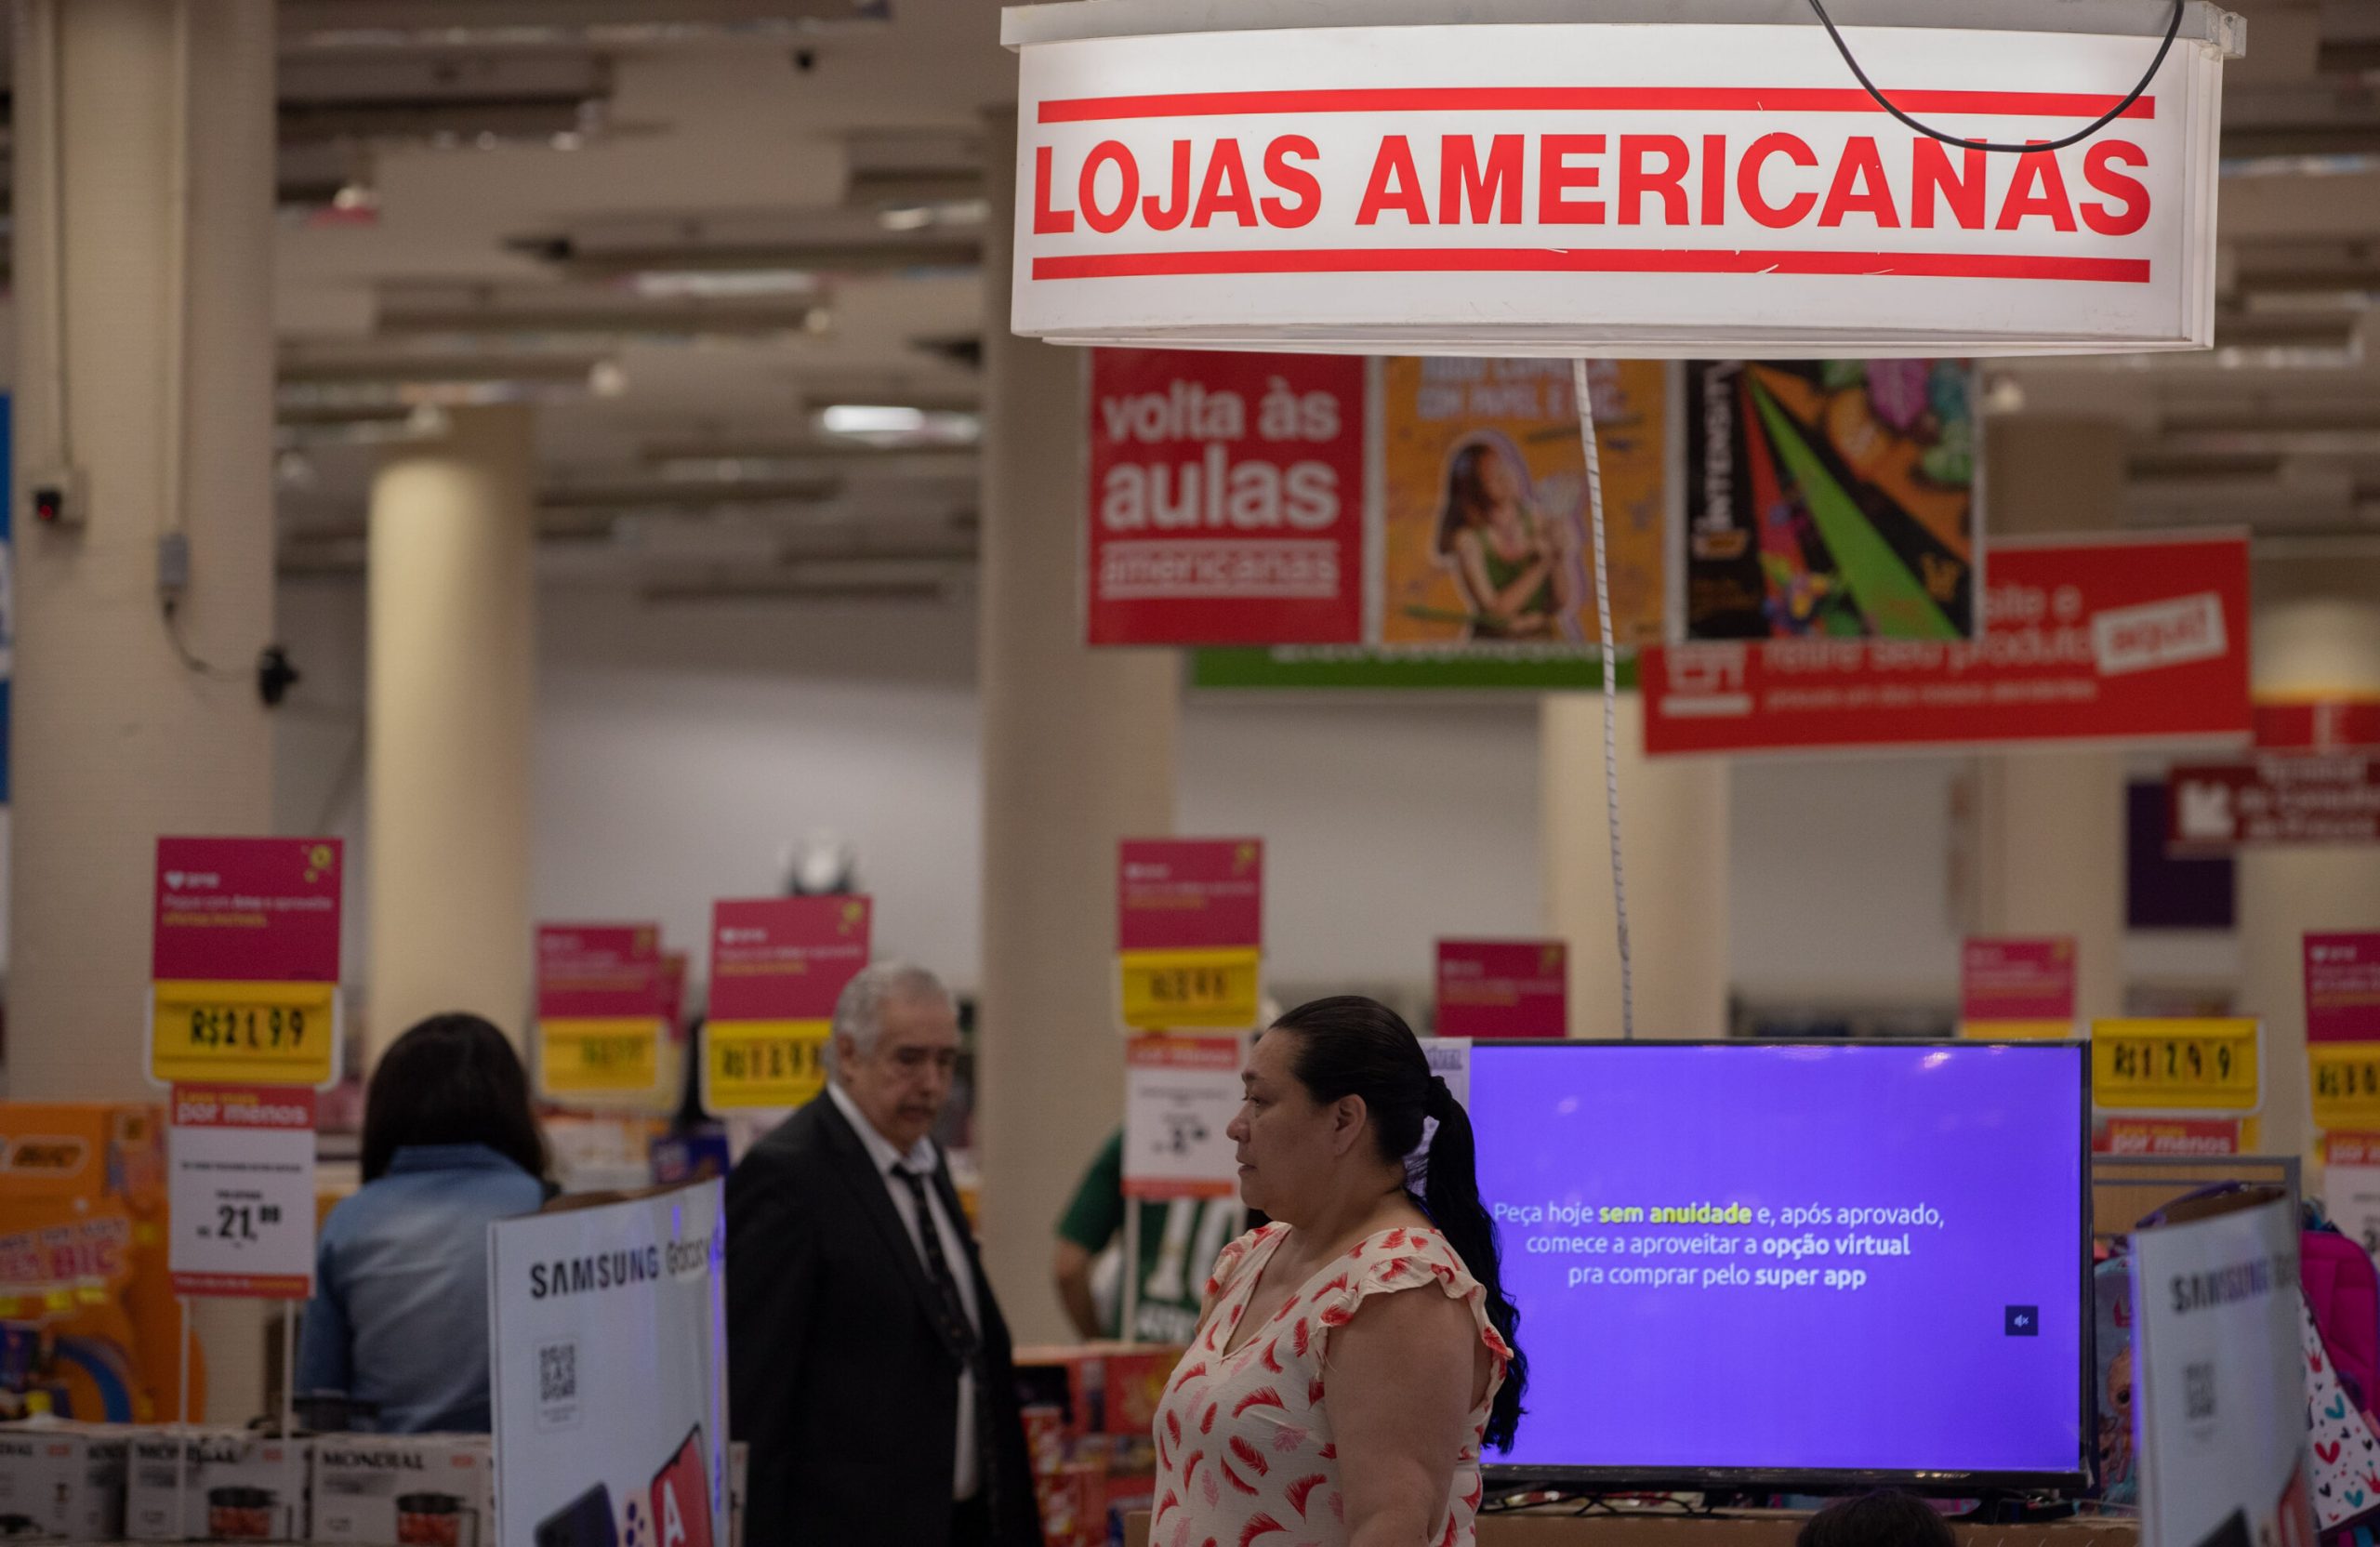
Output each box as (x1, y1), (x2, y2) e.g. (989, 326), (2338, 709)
(52, 0), (2380, 588)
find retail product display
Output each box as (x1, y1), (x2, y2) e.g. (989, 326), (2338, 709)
(1017, 1346), (1183, 1547)
(311, 1435), (491, 1546)
(0, 1421), (128, 1540)
(126, 1429), (311, 1541)
(1468, 1040), (2090, 1486)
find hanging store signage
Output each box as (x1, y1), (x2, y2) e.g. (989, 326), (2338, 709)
(1088, 350), (1366, 645)
(536, 924), (667, 1101)
(1435, 940), (1567, 1039)
(1643, 533), (2250, 756)
(2090, 1018), (2260, 1115)
(2169, 753), (2380, 848)
(1005, 8), (2236, 356)
(148, 838), (343, 1090)
(1958, 936), (2076, 1041)
(2096, 1117), (2250, 1158)
(1117, 839), (1263, 1030)
(166, 1086), (316, 1300)
(701, 897), (872, 1112)
(2258, 698), (2380, 753)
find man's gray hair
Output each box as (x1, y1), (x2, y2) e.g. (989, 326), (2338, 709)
(829, 960), (952, 1064)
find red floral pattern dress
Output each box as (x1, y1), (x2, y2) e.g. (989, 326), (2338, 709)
(1149, 1222), (1513, 1547)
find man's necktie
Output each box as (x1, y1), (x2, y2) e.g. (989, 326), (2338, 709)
(894, 1164), (1005, 1539)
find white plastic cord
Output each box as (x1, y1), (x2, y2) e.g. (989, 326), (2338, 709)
(162, 0), (193, 538)
(1570, 361), (1634, 1042)
(31, 0), (73, 469)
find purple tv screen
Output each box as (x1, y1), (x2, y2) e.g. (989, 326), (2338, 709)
(1470, 1042), (2088, 1479)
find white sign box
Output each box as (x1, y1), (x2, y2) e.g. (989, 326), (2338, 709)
(2130, 1196), (2318, 1547)
(489, 1183), (728, 1547)
(168, 1084), (318, 1300)
(1006, 0), (2239, 356)
(1123, 1033), (1245, 1199)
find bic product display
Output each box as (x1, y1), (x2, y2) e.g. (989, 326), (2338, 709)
(1468, 1040), (2090, 1488)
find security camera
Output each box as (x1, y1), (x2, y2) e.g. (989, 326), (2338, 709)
(793, 48), (816, 73)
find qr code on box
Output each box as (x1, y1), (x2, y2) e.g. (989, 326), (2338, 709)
(537, 1338), (580, 1431)
(2184, 1360), (2216, 1421)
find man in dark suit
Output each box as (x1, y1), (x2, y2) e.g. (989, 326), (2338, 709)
(727, 962), (1042, 1547)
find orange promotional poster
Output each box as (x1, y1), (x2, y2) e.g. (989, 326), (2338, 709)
(1378, 357), (1667, 653)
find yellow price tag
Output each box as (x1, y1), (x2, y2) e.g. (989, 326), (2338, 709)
(149, 980), (337, 1088)
(2311, 1043), (2380, 1132)
(2090, 1019), (2260, 1112)
(1118, 946), (1263, 1031)
(538, 1018), (664, 1099)
(704, 1020), (831, 1110)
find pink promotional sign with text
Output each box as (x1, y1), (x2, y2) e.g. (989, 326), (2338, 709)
(1117, 840), (1264, 952)
(1435, 940), (1567, 1039)
(535, 925), (665, 1020)
(152, 838), (343, 985)
(2307, 933), (2380, 1046)
(707, 897), (873, 1022)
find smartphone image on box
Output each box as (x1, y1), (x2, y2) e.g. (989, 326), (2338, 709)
(534, 1484), (617, 1547)
(649, 1427), (713, 1547)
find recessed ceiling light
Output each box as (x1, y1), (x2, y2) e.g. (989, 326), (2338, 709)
(628, 269), (819, 298)
(821, 404), (926, 434)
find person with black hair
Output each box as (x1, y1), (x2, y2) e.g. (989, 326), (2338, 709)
(1796, 1491), (1958, 1547)
(1150, 996), (1527, 1547)
(296, 1013), (549, 1433)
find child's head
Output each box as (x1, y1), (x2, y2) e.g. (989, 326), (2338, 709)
(1797, 1491), (1958, 1547)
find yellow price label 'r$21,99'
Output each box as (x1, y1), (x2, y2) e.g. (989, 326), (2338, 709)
(538, 1018), (664, 1099)
(704, 1020), (830, 1110)
(1118, 946), (1263, 1032)
(150, 980), (337, 1088)
(2090, 1018), (2260, 1112)
(2311, 1042), (2380, 1132)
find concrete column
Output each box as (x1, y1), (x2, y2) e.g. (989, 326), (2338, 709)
(1542, 692), (1730, 1038)
(366, 406), (538, 1056)
(7, 0), (278, 1096)
(8, 0), (279, 1423)
(976, 109), (1179, 1344)
(1968, 418), (2129, 1022)
(2242, 553), (2380, 1159)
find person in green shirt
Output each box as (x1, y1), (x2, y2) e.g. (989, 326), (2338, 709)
(1052, 1130), (1250, 1345)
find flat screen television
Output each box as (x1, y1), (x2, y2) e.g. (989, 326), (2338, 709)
(1468, 1039), (2090, 1491)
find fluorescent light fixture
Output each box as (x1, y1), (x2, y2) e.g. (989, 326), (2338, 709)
(628, 269), (819, 298)
(821, 404), (926, 435)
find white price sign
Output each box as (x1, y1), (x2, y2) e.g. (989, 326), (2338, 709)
(1124, 1033), (1245, 1199)
(168, 1085), (317, 1299)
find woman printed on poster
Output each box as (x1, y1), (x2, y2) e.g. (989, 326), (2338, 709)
(1433, 432), (1580, 641)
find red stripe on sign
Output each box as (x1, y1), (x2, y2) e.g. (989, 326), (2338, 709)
(1031, 248), (2152, 284)
(1037, 87), (2156, 125)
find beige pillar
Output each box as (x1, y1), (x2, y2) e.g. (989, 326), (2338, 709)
(366, 407), (539, 1056)
(1969, 418), (2128, 1022)
(2242, 553), (2380, 1159)
(1542, 692), (1730, 1038)
(8, 0), (279, 1421)
(976, 109), (1179, 1344)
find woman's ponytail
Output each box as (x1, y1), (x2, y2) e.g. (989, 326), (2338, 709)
(1270, 997), (1529, 1453)
(1421, 1080), (1528, 1451)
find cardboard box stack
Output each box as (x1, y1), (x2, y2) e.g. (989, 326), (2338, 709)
(0, 1421), (129, 1540)
(126, 1428), (312, 1541)
(1014, 1345), (1183, 1547)
(311, 1435), (492, 1546)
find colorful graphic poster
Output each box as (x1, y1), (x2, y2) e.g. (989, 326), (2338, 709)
(1678, 359), (1978, 641)
(1380, 357), (1665, 652)
(1086, 349), (1365, 646)
(1435, 940), (1567, 1040)
(149, 838), (344, 1090)
(1645, 533), (2251, 757)
(490, 1183), (727, 1547)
